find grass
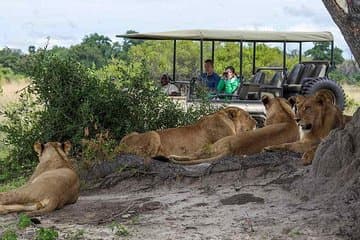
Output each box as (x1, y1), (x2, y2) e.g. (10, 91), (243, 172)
(343, 84), (360, 115)
(0, 176), (26, 192)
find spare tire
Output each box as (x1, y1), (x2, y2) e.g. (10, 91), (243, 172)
(301, 78), (346, 110)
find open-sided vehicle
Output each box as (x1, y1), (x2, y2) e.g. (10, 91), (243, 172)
(117, 29), (346, 125)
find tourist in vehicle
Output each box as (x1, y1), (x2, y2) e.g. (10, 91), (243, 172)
(216, 66), (240, 95)
(200, 59), (220, 92)
(160, 73), (180, 96)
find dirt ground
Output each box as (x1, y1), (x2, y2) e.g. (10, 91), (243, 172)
(0, 153), (349, 240)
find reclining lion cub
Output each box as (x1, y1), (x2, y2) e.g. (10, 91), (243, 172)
(169, 96), (299, 164)
(119, 107), (256, 158)
(0, 141), (80, 215)
(265, 92), (345, 165)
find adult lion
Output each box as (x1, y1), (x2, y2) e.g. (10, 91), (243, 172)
(0, 142), (80, 215)
(119, 107), (256, 158)
(169, 96), (299, 164)
(265, 92), (345, 165)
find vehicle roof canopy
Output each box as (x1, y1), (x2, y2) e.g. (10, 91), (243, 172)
(117, 29), (334, 42)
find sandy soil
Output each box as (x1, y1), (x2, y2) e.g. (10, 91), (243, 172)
(0, 155), (347, 240)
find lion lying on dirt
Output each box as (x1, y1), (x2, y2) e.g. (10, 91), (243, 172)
(119, 107), (257, 159)
(0, 142), (80, 215)
(168, 96), (299, 164)
(265, 92), (346, 165)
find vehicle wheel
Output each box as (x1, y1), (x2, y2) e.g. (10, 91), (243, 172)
(301, 78), (346, 110)
(252, 114), (266, 128)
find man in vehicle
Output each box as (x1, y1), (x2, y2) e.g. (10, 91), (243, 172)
(200, 59), (220, 92)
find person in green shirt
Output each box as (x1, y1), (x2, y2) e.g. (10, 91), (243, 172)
(216, 66), (240, 95)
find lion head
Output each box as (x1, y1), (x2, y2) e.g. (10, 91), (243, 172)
(262, 95), (295, 126)
(31, 141), (75, 180)
(221, 106), (257, 133)
(289, 92), (344, 139)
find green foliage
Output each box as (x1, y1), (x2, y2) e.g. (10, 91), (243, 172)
(0, 177), (26, 192)
(110, 222), (130, 237)
(0, 48), (26, 74)
(80, 130), (118, 168)
(35, 227), (58, 240)
(0, 229), (17, 240)
(330, 60), (360, 85)
(1, 48), (216, 177)
(345, 95), (360, 113)
(17, 214), (32, 230)
(305, 42), (344, 65)
(64, 229), (85, 240)
(0, 65), (24, 84)
(0, 90), (42, 180)
(129, 41), (300, 82)
(70, 33), (121, 69)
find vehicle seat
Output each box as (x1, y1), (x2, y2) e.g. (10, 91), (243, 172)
(259, 71), (283, 97)
(287, 63), (315, 92)
(269, 71), (283, 87)
(286, 63), (304, 84)
(252, 71), (265, 84)
(313, 63), (327, 78)
(238, 72), (264, 100)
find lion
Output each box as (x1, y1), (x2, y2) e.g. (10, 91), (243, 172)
(119, 107), (257, 159)
(265, 92), (345, 165)
(168, 96), (300, 164)
(0, 141), (80, 215)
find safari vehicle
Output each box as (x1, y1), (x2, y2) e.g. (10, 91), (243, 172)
(117, 30), (346, 125)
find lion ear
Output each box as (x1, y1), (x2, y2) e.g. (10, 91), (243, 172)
(61, 141), (72, 155)
(315, 91), (333, 105)
(224, 108), (238, 120)
(288, 96), (297, 108)
(315, 93), (327, 106)
(261, 95), (271, 108)
(34, 142), (44, 157)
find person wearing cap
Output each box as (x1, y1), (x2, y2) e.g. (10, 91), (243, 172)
(160, 74), (180, 96)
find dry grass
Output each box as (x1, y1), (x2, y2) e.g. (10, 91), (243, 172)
(0, 80), (29, 105)
(0, 80), (30, 121)
(342, 84), (360, 115)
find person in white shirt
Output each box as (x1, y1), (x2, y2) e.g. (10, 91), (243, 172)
(160, 73), (180, 96)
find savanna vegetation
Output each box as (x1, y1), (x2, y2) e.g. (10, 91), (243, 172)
(0, 31), (359, 185)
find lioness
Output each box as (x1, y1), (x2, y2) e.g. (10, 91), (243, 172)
(265, 92), (345, 165)
(0, 141), (80, 215)
(119, 107), (257, 158)
(169, 96), (299, 164)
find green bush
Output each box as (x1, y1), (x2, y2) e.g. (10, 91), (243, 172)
(17, 213), (32, 230)
(0, 230), (17, 240)
(35, 227), (58, 240)
(0, 49), (215, 180)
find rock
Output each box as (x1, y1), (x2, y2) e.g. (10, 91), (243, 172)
(292, 108), (360, 239)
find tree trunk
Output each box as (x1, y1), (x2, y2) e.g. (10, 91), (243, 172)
(322, 0), (360, 64)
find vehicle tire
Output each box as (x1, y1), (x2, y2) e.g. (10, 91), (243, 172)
(301, 78), (346, 110)
(251, 114), (266, 128)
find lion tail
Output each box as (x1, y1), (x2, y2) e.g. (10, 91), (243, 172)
(168, 152), (229, 165)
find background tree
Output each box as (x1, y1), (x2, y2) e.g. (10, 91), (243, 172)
(305, 42), (344, 65)
(70, 33), (120, 69)
(322, 0), (360, 64)
(0, 47), (24, 73)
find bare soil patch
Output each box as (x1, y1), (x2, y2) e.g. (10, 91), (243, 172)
(0, 151), (351, 240)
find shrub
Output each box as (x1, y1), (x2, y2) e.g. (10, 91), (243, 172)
(0, 49), (216, 179)
(17, 213), (32, 230)
(35, 227), (58, 240)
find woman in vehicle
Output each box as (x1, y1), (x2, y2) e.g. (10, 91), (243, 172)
(216, 66), (240, 95)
